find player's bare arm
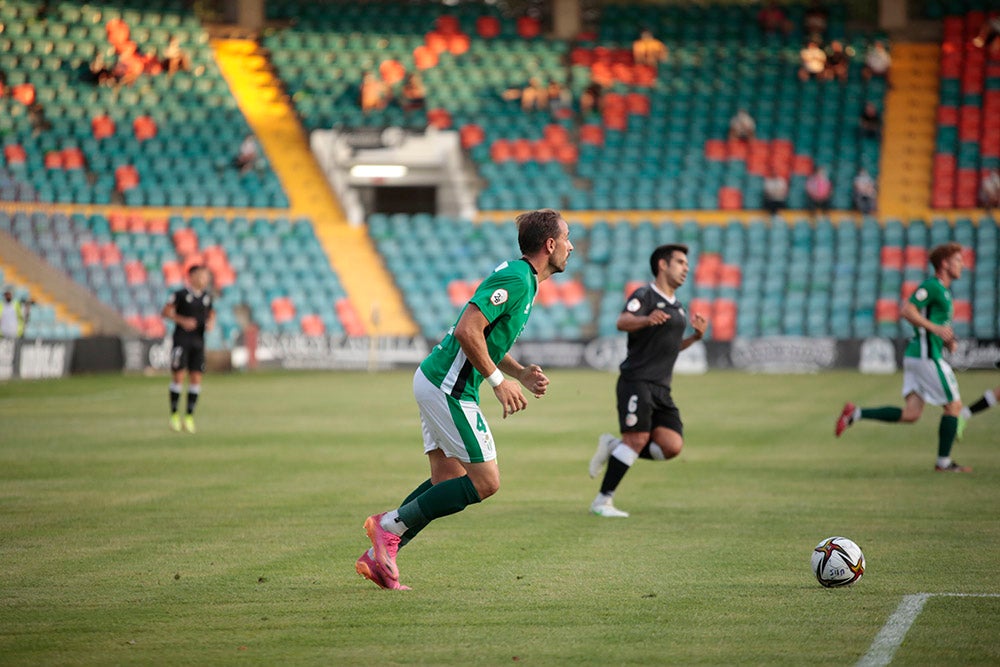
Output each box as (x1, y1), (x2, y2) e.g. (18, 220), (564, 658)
(680, 313), (708, 351)
(901, 302), (954, 344)
(454, 304), (528, 418)
(616, 309), (670, 331)
(499, 354), (549, 398)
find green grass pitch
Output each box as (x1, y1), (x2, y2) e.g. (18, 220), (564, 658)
(2, 369), (998, 665)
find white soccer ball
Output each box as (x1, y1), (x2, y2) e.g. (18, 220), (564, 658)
(811, 536), (865, 587)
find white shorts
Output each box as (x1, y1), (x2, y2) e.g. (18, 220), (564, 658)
(901, 356), (961, 406)
(413, 368), (496, 463)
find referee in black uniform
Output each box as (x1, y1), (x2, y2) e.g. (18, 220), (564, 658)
(162, 264), (215, 433)
(588, 244), (708, 517)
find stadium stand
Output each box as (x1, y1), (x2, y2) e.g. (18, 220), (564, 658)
(0, 0), (287, 208)
(932, 5), (1000, 208)
(370, 212), (1000, 343)
(0, 210), (352, 347)
(261, 0), (888, 213)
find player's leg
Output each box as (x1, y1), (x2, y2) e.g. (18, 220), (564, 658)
(182, 346), (206, 433)
(958, 385), (1000, 440)
(837, 360), (927, 435)
(646, 392), (684, 459)
(362, 370), (488, 583)
(168, 345), (187, 431)
(965, 386), (999, 416)
(591, 379), (651, 517)
(933, 360), (970, 472)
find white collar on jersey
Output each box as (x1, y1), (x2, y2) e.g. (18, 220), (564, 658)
(648, 282), (676, 304)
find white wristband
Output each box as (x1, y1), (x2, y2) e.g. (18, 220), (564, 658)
(486, 368), (504, 387)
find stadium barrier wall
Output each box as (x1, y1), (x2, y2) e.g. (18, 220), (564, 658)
(0, 338), (74, 380)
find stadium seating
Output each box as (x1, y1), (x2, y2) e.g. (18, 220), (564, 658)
(369, 213), (1000, 342)
(0, 0), (287, 208)
(0, 210), (351, 347)
(262, 0), (888, 212)
(932, 5), (1000, 208)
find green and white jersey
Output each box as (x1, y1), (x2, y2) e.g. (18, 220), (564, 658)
(904, 277), (952, 360)
(420, 258), (538, 402)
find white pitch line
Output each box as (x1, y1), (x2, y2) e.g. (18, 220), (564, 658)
(857, 593), (1000, 667)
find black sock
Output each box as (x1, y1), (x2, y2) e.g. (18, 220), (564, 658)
(186, 392), (199, 415)
(639, 443), (656, 459)
(170, 390), (180, 414)
(600, 456), (631, 495)
(969, 396), (990, 414)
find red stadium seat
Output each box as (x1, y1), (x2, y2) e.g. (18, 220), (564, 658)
(880, 246), (904, 269)
(875, 298), (899, 322)
(904, 246), (928, 269)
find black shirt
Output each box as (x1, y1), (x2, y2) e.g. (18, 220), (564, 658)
(168, 288), (213, 345)
(618, 283), (688, 387)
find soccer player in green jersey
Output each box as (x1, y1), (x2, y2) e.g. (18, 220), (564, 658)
(835, 242), (971, 472)
(356, 209), (574, 590)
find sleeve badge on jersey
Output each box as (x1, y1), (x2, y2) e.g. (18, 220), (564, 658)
(914, 288), (927, 301)
(626, 298), (641, 312)
(491, 288), (509, 305)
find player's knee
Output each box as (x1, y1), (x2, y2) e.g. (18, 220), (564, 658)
(659, 439), (683, 459)
(474, 476), (500, 499)
(899, 410), (921, 423)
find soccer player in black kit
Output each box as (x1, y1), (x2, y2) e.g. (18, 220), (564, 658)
(162, 265), (215, 433)
(588, 244), (708, 517)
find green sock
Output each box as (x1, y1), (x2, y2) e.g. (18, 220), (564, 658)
(859, 406), (903, 422)
(396, 475), (481, 544)
(938, 415), (958, 458)
(397, 478), (433, 549)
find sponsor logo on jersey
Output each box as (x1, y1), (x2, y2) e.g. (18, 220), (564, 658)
(491, 289), (508, 305)
(914, 287), (927, 301)
(626, 298), (641, 312)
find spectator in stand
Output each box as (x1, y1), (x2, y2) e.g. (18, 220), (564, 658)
(503, 77), (548, 112)
(806, 167), (833, 215)
(0, 69), (7, 97)
(853, 168), (877, 215)
(728, 108), (756, 141)
(142, 47), (163, 75)
(633, 30), (668, 67)
(360, 71), (389, 112)
(112, 43), (144, 86)
(234, 134), (259, 175)
(401, 72), (426, 112)
(981, 168), (1000, 211)
(862, 41), (892, 84)
(803, 1), (830, 43)
(85, 52), (115, 86)
(972, 14), (1000, 57)
(763, 174), (789, 215)
(824, 40), (852, 82)
(547, 80), (571, 115)
(757, 1), (792, 34)
(859, 101), (882, 139)
(162, 35), (191, 75)
(28, 103), (52, 136)
(580, 79), (604, 116)
(799, 41), (827, 81)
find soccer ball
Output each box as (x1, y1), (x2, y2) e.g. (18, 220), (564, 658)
(811, 536), (865, 587)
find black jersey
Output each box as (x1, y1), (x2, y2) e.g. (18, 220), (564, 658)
(618, 283), (688, 387)
(168, 288), (213, 345)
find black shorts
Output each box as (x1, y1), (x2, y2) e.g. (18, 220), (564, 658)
(171, 341), (206, 373)
(615, 377), (683, 435)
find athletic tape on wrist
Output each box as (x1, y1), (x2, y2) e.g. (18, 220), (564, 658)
(486, 368), (504, 387)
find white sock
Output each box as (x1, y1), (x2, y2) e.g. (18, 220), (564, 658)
(169, 382), (183, 393)
(647, 443), (666, 460)
(593, 492), (615, 505)
(937, 457), (951, 469)
(960, 406), (972, 420)
(380, 510), (408, 536)
(852, 406), (861, 421)
(611, 443), (639, 467)
(986, 390), (999, 407)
